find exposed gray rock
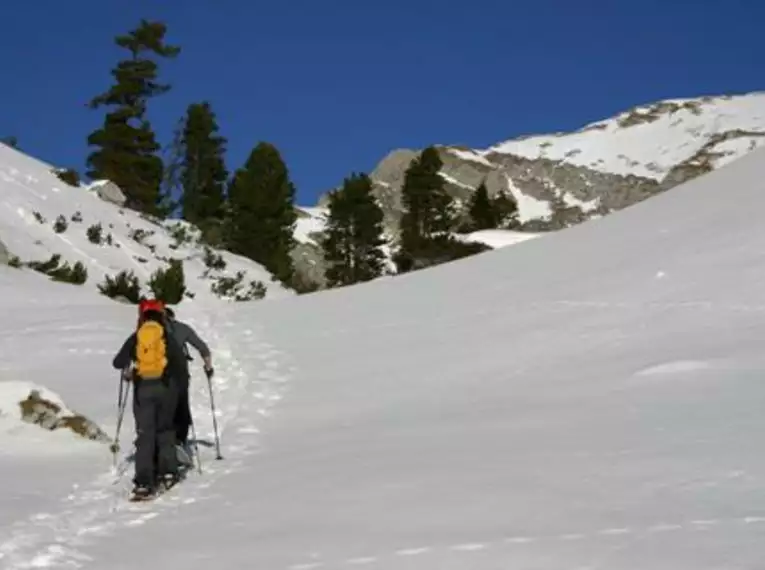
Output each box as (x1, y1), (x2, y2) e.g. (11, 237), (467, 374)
(19, 389), (111, 444)
(291, 242), (326, 289)
(90, 180), (127, 206)
(317, 146), (662, 234)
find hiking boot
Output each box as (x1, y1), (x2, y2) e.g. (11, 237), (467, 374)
(131, 484), (154, 500)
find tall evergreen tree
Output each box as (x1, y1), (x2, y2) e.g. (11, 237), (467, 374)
(180, 102), (227, 226)
(492, 189), (519, 228)
(467, 181), (496, 230)
(227, 142), (297, 284)
(395, 146), (455, 270)
(322, 173), (387, 287)
(85, 20), (180, 215)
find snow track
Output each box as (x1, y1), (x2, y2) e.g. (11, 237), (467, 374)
(0, 304), (294, 569)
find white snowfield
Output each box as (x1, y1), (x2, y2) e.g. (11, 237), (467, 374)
(471, 92), (765, 180)
(0, 141), (765, 569)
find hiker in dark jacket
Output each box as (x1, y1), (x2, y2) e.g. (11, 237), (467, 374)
(164, 307), (213, 448)
(112, 299), (189, 498)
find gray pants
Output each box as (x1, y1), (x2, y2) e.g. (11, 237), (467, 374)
(132, 380), (178, 486)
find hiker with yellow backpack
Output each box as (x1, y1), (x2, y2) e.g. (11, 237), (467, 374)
(112, 298), (190, 500)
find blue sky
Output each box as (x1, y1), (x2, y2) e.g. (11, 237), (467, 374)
(0, 0), (762, 206)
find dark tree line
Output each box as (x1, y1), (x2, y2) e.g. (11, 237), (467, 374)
(83, 20), (517, 292)
(85, 20), (296, 287)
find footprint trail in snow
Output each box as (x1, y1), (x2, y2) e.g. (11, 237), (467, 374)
(0, 308), (294, 569)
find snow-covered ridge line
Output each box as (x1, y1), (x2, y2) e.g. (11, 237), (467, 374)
(477, 91), (765, 180)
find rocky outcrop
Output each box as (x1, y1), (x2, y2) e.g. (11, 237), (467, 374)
(317, 146), (661, 234)
(313, 92), (765, 236)
(19, 389), (111, 444)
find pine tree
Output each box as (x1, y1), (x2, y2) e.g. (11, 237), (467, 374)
(395, 146), (455, 270)
(180, 102), (227, 227)
(492, 189), (519, 228)
(227, 142), (297, 284)
(156, 117), (184, 218)
(85, 20), (180, 215)
(467, 181), (496, 230)
(322, 173), (386, 287)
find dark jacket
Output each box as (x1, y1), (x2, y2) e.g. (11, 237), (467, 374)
(112, 321), (190, 382)
(166, 318), (211, 360)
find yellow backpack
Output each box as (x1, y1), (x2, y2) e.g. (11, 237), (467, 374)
(135, 321), (168, 380)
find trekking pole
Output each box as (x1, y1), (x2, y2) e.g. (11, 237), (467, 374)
(110, 370), (130, 468)
(206, 370), (223, 460)
(189, 416), (203, 474)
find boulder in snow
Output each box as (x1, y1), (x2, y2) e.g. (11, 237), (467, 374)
(18, 388), (110, 444)
(89, 180), (127, 206)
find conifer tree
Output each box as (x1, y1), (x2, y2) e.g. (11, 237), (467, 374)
(322, 173), (386, 287)
(492, 189), (519, 228)
(180, 102), (227, 227)
(467, 181), (496, 230)
(227, 142), (297, 284)
(395, 146), (455, 270)
(85, 20), (180, 215)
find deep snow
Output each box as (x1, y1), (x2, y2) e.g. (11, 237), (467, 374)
(1, 144), (765, 568)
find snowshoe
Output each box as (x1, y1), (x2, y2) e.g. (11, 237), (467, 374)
(129, 485), (155, 502)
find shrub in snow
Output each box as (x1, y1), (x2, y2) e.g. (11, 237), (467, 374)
(393, 235), (492, 273)
(129, 228), (152, 244)
(52, 168), (81, 186)
(25, 254), (87, 285)
(48, 261), (87, 285)
(33, 211), (45, 224)
(98, 270), (141, 303)
(86, 223), (103, 244)
(203, 246), (226, 270)
(242, 280), (267, 301)
(149, 259), (186, 304)
(53, 215), (68, 233)
(210, 271), (267, 301)
(26, 254), (61, 274)
(19, 390), (110, 443)
(169, 223), (194, 247)
(71, 211), (83, 223)
(8, 255), (21, 268)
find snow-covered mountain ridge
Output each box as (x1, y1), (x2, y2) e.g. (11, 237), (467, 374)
(314, 91), (765, 233)
(0, 142), (290, 304)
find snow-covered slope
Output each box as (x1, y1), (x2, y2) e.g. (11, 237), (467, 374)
(0, 142), (289, 303)
(2, 145), (765, 568)
(479, 92), (765, 180)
